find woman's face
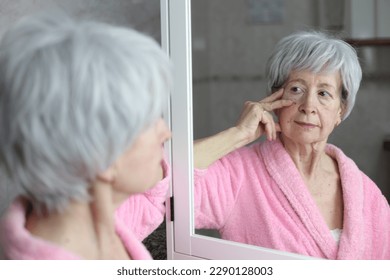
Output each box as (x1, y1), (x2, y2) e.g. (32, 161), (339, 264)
(278, 70), (343, 145)
(112, 118), (171, 196)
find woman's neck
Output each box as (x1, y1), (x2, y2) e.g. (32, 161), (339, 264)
(25, 181), (129, 259)
(280, 135), (328, 180)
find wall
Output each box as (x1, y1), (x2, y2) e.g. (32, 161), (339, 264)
(192, 0), (390, 200)
(0, 0), (160, 40)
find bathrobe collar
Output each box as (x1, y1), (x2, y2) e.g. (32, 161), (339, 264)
(260, 138), (364, 259)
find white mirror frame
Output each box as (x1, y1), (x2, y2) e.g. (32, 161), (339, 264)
(162, 0), (311, 260)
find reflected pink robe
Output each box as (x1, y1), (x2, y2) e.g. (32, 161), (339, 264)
(194, 139), (390, 259)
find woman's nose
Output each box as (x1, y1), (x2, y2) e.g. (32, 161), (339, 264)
(157, 118), (171, 142)
(298, 92), (317, 115)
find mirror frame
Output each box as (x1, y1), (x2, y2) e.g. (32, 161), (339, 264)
(163, 0), (311, 260)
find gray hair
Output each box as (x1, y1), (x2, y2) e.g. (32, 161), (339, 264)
(265, 31), (362, 120)
(0, 13), (172, 215)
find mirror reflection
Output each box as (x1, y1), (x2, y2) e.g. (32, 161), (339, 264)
(191, 0), (390, 259)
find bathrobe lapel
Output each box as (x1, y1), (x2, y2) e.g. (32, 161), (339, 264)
(261, 139), (364, 259)
(326, 145), (365, 259)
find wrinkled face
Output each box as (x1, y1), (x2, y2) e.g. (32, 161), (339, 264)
(278, 70), (344, 145)
(112, 118), (171, 196)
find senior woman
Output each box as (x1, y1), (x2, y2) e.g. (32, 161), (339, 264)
(194, 31), (390, 259)
(0, 14), (171, 259)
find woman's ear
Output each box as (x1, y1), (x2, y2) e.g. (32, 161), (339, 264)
(97, 165), (116, 184)
(335, 105), (344, 127)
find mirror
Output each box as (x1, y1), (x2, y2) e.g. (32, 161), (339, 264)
(166, 0), (307, 259)
(190, 0), (390, 258)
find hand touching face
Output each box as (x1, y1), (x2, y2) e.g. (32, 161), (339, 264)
(235, 89), (293, 143)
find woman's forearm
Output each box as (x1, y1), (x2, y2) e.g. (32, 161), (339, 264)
(194, 90), (293, 169)
(194, 127), (249, 169)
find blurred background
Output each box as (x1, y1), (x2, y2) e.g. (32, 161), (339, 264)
(0, 0), (160, 40)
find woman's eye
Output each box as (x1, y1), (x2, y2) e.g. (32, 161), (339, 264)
(289, 86), (302, 94)
(318, 91), (331, 98)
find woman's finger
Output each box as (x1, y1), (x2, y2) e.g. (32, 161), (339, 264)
(263, 118), (273, 141)
(263, 99), (294, 111)
(261, 110), (276, 141)
(275, 122), (282, 133)
(260, 88), (284, 103)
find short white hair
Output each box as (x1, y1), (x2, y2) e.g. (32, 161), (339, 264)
(0, 13), (172, 214)
(266, 31), (362, 120)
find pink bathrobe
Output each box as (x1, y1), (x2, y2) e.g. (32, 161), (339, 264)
(0, 160), (170, 260)
(194, 139), (390, 259)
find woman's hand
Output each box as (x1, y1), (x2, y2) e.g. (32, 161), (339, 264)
(235, 89), (293, 143)
(194, 89), (293, 169)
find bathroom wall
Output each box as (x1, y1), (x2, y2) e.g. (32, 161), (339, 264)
(0, 0), (160, 40)
(192, 0), (390, 200)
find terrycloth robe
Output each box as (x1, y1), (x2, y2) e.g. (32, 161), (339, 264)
(194, 139), (390, 259)
(0, 160), (170, 260)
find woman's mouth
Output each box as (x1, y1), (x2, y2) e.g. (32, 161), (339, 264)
(294, 121), (318, 129)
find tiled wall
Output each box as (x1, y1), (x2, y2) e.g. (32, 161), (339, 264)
(0, 0), (160, 41)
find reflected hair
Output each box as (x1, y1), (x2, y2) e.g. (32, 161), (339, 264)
(265, 31), (362, 120)
(0, 13), (172, 215)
